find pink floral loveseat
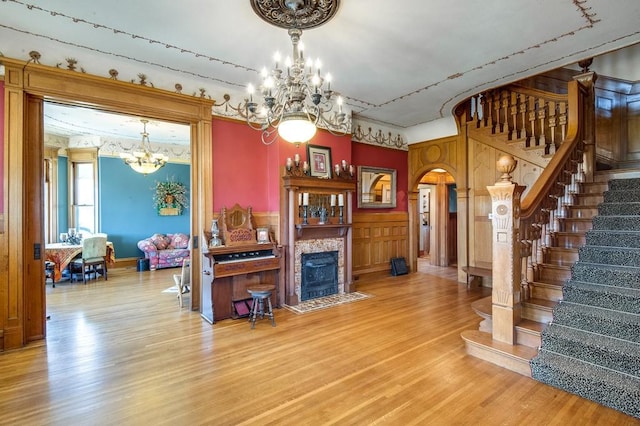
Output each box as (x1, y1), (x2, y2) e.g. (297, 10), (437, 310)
(137, 233), (190, 270)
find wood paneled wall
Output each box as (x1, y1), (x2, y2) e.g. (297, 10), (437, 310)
(352, 212), (409, 277)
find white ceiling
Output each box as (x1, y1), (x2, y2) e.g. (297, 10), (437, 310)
(2, 0), (640, 143)
(43, 102), (191, 145)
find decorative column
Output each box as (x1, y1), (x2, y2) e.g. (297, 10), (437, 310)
(487, 155), (526, 344)
(573, 59), (597, 183)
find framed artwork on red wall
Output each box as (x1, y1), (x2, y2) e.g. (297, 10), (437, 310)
(307, 144), (332, 178)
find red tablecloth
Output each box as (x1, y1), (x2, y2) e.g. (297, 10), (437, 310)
(45, 242), (115, 281)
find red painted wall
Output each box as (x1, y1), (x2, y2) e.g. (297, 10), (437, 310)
(212, 118), (352, 213)
(0, 99), (406, 217)
(351, 142), (408, 213)
(0, 81), (4, 214)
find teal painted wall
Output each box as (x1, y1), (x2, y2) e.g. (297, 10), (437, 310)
(56, 156), (190, 259)
(99, 157), (190, 258)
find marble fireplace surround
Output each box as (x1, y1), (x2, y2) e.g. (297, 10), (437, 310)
(294, 238), (345, 301)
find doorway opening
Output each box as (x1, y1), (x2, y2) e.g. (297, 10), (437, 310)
(417, 169), (457, 268)
(43, 102), (192, 300)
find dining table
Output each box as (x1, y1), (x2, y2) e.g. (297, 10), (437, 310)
(45, 241), (115, 282)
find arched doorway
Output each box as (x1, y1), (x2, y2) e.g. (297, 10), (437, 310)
(417, 169), (457, 267)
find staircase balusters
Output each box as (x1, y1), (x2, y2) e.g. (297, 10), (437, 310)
(548, 100), (557, 153)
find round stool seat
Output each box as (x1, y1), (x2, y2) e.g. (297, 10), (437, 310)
(247, 285), (276, 329)
(247, 284), (275, 295)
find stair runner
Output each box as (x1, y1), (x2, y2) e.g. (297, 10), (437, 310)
(530, 178), (640, 419)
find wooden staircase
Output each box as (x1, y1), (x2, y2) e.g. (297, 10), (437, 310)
(460, 74), (604, 376)
(462, 180), (605, 375)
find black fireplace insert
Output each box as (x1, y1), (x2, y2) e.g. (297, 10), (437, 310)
(301, 251), (338, 301)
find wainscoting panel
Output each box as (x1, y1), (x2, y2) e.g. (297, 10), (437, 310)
(352, 212), (409, 277)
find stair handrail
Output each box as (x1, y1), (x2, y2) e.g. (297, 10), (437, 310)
(517, 77), (594, 299)
(466, 75), (595, 301)
(520, 79), (588, 218)
(473, 84), (570, 155)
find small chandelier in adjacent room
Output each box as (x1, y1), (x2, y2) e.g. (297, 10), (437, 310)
(120, 119), (168, 175)
(246, 0), (348, 146)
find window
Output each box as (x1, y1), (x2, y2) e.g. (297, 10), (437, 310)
(68, 148), (99, 235)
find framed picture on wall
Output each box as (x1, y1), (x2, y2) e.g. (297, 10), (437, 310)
(307, 144), (332, 178)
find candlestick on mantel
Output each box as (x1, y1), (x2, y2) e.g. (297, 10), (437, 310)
(303, 192), (309, 206)
(338, 194), (344, 207)
(294, 153), (300, 166)
(298, 193), (302, 205)
(330, 194), (336, 206)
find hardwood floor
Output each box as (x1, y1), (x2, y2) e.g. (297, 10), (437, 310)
(0, 264), (637, 425)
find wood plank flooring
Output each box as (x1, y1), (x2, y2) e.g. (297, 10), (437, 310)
(0, 262), (637, 425)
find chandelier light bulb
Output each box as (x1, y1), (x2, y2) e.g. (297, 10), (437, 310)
(264, 76), (275, 89)
(243, 27), (348, 145)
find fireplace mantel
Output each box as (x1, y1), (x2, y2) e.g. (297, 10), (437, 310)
(294, 223), (351, 239)
(280, 170), (356, 306)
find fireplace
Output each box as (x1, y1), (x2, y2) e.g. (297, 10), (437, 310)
(300, 251), (338, 301)
(281, 173), (356, 306)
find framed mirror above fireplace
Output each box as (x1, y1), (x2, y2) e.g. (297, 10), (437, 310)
(357, 166), (397, 208)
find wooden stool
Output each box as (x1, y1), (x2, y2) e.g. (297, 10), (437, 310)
(247, 285), (276, 329)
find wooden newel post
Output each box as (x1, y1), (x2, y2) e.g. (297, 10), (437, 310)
(487, 155), (526, 344)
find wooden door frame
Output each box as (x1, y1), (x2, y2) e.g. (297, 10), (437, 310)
(1, 58), (213, 349)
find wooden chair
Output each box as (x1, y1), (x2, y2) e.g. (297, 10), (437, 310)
(45, 260), (56, 288)
(173, 258), (190, 308)
(71, 235), (108, 284)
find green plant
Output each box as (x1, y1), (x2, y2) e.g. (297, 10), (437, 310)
(153, 179), (188, 213)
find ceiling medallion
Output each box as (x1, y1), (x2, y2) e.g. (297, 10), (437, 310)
(250, 0), (340, 30)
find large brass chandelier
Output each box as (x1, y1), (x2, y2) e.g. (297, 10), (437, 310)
(246, 0), (347, 146)
(119, 119), (168, 175)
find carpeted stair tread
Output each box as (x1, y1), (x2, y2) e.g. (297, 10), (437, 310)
(540, 324), (640, 376)
(564, 280), (640, 313)
(603, 189), (640, 203)
(552, 301), (640, 343)
(578, 245), (640, 267)
(530, 350), (640, 419)
(608, 177), (640, 190)
(585, 229), (640, 248)
(528, 177), (640, 418)
(571, 262), (640, 286)
(598, 202), (640, 216)
(592, 215), (640, 231)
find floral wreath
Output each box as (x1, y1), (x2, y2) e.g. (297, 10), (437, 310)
(153, 179), (188, 213)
